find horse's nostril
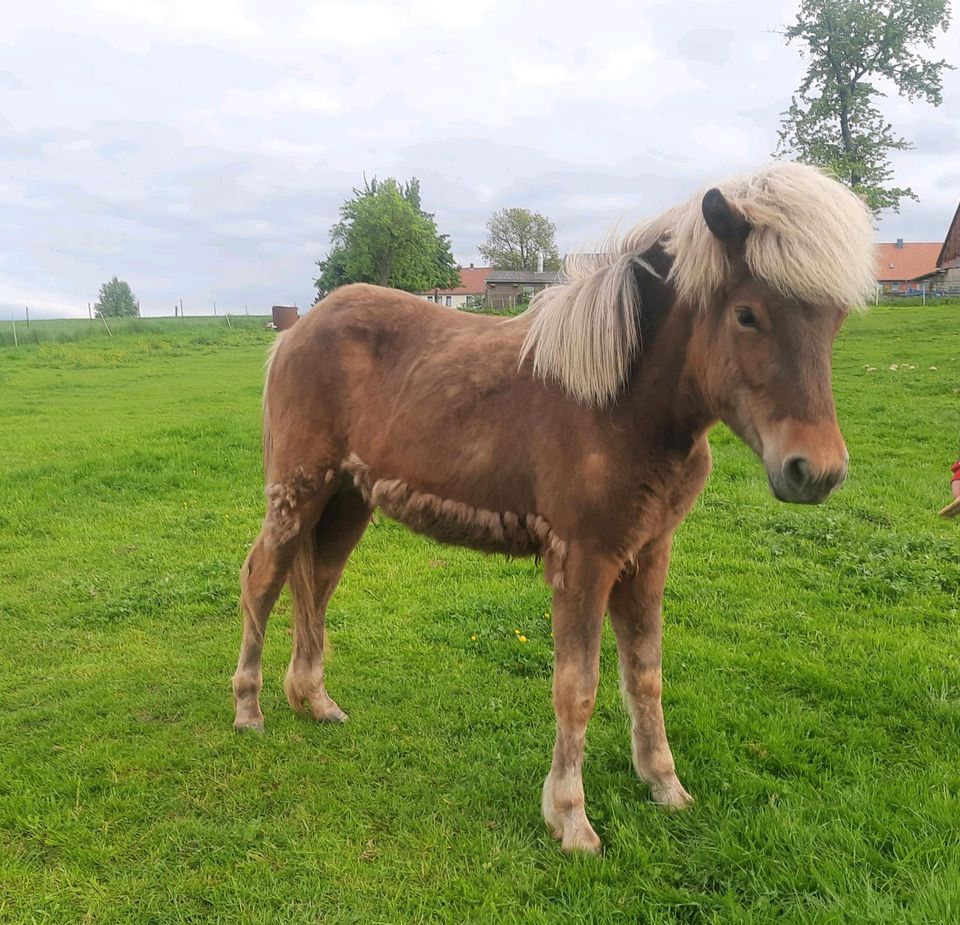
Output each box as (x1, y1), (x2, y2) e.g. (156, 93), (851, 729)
(784, 456), (812, 491)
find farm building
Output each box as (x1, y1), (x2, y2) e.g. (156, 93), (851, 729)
(932, 202), (960, 292)
(419, 265), (490, 308)
(874, 239), (941, 293)
(877, 201), (960, 295)
(485, 269), (561, 309)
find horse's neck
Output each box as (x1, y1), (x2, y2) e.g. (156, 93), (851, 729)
(617, 300), (715, 455)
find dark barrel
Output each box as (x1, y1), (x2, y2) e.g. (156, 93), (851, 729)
(272, 305), (299, 330)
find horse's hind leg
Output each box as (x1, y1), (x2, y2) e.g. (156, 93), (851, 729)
(233, 530), (298, 731)
(284, 486), (371, 722)
(233, 475), (332, 731)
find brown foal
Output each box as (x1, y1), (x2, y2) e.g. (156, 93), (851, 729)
(232, 162), (874, 852)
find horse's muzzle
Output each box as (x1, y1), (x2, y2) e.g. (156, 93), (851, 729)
(767, 453), (848, 505)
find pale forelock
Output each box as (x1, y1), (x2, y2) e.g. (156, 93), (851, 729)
(519, 161), (875, 406)
(661, 161), (876, 311)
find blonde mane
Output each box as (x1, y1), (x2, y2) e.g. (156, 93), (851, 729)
(520, 161), (876, 406)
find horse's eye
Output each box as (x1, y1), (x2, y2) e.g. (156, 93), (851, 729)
(735, 307), (758, 328)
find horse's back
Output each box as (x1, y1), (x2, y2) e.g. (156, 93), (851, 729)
(282, 283), (522, 389)
(304, 283), (519, 343)
(264, 285), (533, 494)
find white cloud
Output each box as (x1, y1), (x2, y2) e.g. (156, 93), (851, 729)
(258, 139), (330, 161)
(511, 61), (568, 87)
(94, 0), (261, 37)
(221, 82), (342, 116)
(412, 0), (498, 28)
(303, 0), (499, 44)
(93, 0), (166, 25)
(597, 46), (656, 81)
(562, 193), (636, 212)
(690, 123), (754, 159)
(302, 2), (407, 45)
(0, 276), (89, 320)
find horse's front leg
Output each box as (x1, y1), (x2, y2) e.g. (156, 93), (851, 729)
(608, 535), (692, 809)
(542, 556), (618, 854)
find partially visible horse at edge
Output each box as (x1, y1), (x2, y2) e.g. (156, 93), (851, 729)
(233, 162), (875, 854)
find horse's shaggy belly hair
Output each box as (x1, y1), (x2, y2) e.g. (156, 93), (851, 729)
(342, 453), (567, 589)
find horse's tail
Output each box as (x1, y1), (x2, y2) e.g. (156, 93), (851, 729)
(261, 333), (285, 479)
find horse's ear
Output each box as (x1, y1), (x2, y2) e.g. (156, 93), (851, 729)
(702, 188), (750, 244)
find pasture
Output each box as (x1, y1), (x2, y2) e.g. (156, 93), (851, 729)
(1, 307), (959, 923)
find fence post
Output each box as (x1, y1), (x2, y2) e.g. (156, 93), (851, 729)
(25, 306), (29, 327)
(11, 314), (18, 348)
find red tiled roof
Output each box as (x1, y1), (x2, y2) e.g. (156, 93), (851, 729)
(875, 243), (941, 281)
(421, 266), (490, 296)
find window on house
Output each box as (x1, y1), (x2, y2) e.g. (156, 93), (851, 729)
(445, 296), (452, 307)
(891, 283), (899, 291)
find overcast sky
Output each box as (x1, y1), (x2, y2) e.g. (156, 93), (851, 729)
(3, 0), (959, 319)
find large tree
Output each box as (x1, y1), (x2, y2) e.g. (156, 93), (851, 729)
(315, 177), (460, 296)
(776, 0), (952, 216)
(94, 276), (138, 318)
(478, 208), (561, 271)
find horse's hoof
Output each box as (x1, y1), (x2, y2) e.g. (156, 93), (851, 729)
(291, 690), (349, 723)
(650, 777), (694, 810)
(550, 817), (602, 855)
(233, 716), (265, 733)
(312, 702), (348, 723)
(542, 784), (602, 854)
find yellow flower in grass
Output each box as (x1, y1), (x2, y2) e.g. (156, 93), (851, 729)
(470, 634), (477, 641)
(518, 635), (527, 643)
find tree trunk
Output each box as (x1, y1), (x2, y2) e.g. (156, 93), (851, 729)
(377, 254), (392, 287)
(838, 88), (861, 188)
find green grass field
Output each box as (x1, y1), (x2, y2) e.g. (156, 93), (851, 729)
(2, 307), (959, 923)
(0, 315), (271, 350)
